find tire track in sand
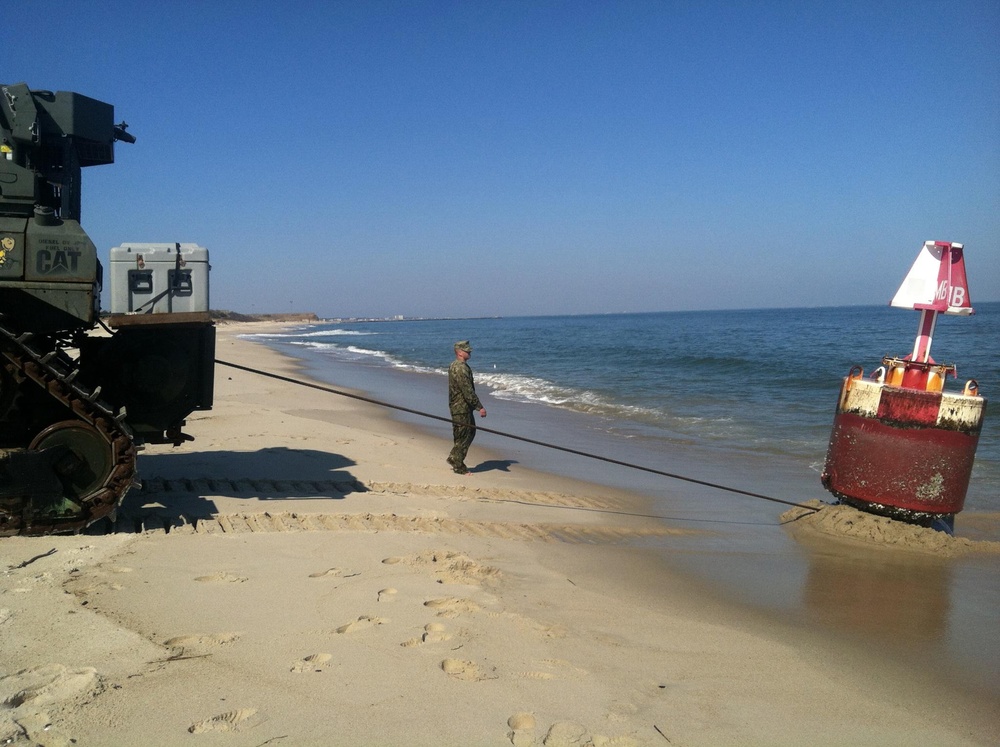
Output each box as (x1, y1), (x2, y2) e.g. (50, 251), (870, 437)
(92, 479), (694, 544)
(98, 509), (684, 544)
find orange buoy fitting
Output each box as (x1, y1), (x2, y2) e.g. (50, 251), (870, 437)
(821, 241), (987, 527)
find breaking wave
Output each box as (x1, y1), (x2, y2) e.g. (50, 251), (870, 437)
(239, 328), (376, 340)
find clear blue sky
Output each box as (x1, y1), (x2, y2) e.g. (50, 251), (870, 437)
(8, 1), (999, 318)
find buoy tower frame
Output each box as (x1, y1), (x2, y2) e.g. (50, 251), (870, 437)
(821, 241), (987, 528)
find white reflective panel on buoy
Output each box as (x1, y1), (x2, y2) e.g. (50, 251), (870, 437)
(890, 241), (973, 316)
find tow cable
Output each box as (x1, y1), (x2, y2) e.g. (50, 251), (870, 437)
(216, 359), (820, 513)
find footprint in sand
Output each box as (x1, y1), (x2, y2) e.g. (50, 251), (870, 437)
(507, 713), (537, 747)
(335, 615), (385, 634)
(422, 550), (502, 585)
(0, 664), (98, 711)
(309, 568), (360, 579)
(194, 571), (247, 583)
(377, 588), (397, 602)
(514, 659), (588, 681)
(441, 658), (493, 682)
(290, 653), (332, 673)
(163, 632), (241, 656)
(526, 621), (568, 639)
(518, 670), (557, 681)
(541, 721), (591, 747)
(187, 708), (266, 734)
(401, 622), (454, 648)
(533, 658), (588, 680)
(423, 597), (481, 618)
(383, 550), (501, 586)
(64, 578), (124, 594)
(421, 622), (452, 642)
(13, 712), (72, 746)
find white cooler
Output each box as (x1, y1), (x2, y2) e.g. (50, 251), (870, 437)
(109, 243), (210, 314)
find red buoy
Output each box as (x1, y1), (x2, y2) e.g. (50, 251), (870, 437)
(822, 242), (987, 526)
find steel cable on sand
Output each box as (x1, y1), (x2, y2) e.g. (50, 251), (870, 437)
(216, 359), (820, 513)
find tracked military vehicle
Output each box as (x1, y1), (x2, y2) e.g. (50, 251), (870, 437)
(0, 83), (214, 536)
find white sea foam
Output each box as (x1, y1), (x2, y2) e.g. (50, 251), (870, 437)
(478, 371), (659, 421)
(240, 332), (758, 441)
(294, 341), (443, 376)
(297, 329), (376, 337)
(239, 328), (375, 340)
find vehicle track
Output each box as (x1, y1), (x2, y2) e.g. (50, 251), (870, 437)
(139, 477), (632, 510)
(91, 509), (681, 543)
(90, 478), (683, 544)
(0, 322), (137, 536)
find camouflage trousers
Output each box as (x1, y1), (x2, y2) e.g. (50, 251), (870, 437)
(448, 409), (476, 470)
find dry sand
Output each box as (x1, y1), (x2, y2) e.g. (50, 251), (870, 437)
(2, 321), (998, 746)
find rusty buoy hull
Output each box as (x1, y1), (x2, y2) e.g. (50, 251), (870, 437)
(822, 376), (985, 523)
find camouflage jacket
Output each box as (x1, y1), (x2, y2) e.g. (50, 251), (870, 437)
(448, 359), (483, 414)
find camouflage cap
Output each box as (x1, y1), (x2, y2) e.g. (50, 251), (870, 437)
(454, 340), (472, 352)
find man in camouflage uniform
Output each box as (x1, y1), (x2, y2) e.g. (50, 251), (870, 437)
(447, 340), (487, 474)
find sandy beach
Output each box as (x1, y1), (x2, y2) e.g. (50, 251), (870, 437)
(2, 321), (998, 747)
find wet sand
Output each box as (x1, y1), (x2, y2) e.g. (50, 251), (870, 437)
(1, 321), (997, 746)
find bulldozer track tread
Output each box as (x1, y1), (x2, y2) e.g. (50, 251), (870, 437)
(132, 477), (616, 509)
(93, 479), (673, 543)
(89, 508), (677, 544)
(0, 323), (137, 537)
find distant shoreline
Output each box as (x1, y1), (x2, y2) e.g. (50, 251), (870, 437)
(209, 310), (321, 323)
(209, 300), (1000, 326)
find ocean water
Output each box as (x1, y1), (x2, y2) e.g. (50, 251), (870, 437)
(245, 302), (999, 518)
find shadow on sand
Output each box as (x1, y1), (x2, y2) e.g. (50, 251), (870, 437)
(90, 446), (362, 533)
(469, 459), (519, 473)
